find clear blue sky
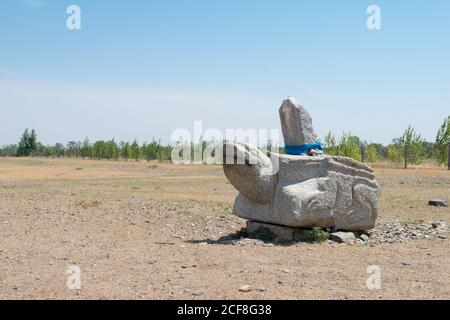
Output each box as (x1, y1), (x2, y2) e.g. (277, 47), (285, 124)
(1, 0), (449, 146)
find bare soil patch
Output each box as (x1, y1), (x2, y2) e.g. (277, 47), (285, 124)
(0, 158), (449, 299)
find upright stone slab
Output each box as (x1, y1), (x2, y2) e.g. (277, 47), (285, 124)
(279, 97), (317, 146)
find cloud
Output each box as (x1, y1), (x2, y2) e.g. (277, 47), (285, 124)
(20, 0), (47, 7)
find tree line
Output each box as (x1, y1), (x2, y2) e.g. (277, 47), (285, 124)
(323, 116), (449, 169)
(0, 116), (449, 169)
(0, 132), (172, 162)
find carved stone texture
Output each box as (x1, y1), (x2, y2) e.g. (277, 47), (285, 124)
(223, 143), (379, 231)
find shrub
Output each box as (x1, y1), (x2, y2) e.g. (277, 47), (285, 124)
(366, 144), (378, 163)
(312, 227), (330, 242)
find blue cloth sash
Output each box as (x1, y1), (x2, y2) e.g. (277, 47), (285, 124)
(285, 141), (324, 156)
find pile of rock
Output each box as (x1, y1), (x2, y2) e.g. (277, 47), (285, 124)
(223, 97), (380, 236)
(364, 220), (448, 245)
(210, 220), (448, 246)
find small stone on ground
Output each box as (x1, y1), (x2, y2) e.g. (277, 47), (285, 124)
(428, 199), (448, 207)
(330, 232), (356, 244)
(239, 285), (252, 292)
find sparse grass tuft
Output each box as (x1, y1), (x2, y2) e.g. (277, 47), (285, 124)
(76, 200), (101, 209)
(229, 227), (249, 239)
(312, 227), (330, 242)
(400, 219), (425, 226)
(222, 204), (232, 213)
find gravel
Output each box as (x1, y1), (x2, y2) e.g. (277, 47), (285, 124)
(214, 221), (448, 246)
(365, 221), (448, 245)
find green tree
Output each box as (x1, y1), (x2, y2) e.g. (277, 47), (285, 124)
(434, 116), (450, 165)
(36, 143), (47, 157)
(338, 132), (361, 161)
(17, 128), (38, 156)
(81, 138), (91, 159)
(387, 144), (403, 163)
(324, 131), (337, 155)
(366, 143), (378, 163)
(421, 141), (435, 159)
(397, 126), (424, 169)
(162, 144), (173, 161)
(30, 129), (37, 153)
(120, 141), (131, 161)
(106, 139), (118, 160)
(66, 141), (78, 158)
(93, 140), (107, 160)
(131, 139), (140, 162)
(143, 139), (160, 162)
(46, 145), (55, 158)
(0, 144), (18, 157)
(54, 143), (65, 158)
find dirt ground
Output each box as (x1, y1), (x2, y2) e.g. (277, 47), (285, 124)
(0, 157), (449, 300)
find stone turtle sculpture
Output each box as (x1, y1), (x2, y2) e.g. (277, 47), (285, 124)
(223, 97), (379, 231)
